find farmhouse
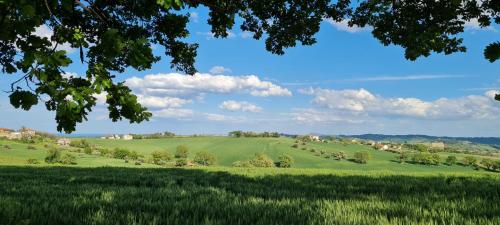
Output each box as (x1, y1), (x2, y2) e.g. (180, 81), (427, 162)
(122, 134), (133, 140)
(0, 128), (13, 138)
(19, 127), (35, 137)
(308, 135), (320, 141)
(57, 138), (71, 146)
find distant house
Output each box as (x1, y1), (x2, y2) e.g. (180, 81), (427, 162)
(430, 142), (445, 150)
(19, 127), (36, 137)
(0, 128), (13, 138)
(57, 138), (71, 146)
(380, 145), (389, 151)
(309, 135), (320, 141)
(8, 132), (22, 140)
(122, 134), (133, 140)
(113, 134), (121, 140)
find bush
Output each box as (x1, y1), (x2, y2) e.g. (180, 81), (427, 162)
(481, 159), (500, 172)
(45, 148), (61, 164)
(112, 148), (131, 159)
(445, 155), (457, 165)
(3, 145), (11, 150)
(151, 150), (173, 165)
(60, 154), (77, 165)
(26, 158), (39, 164)
(193, 151), (217, 166)
(249, 153), (275, 167)
(291, 144), (298, 148)
(135, 161), (142, 166)
(175, 158), (188, 167)
(27, 145), (37, 150)
(175, 145), (189, 158)
(353, 151), (370, 164)
(334, 151), (347, 160)
(83, 146), (92, 155)
(276, 154), (294, 168)
(232, 160), (254, 167)
(462, 156), (478, 166)
(397, 151), (409, 163)
(128, 151), (142, 160)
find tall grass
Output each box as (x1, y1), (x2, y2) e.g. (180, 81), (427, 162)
(0, 166), (499, 225)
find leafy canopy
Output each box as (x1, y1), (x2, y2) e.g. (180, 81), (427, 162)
(1, 0), (498, 132)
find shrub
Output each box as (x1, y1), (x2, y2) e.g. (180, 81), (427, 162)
(462, 156), (478, 166)
(150, 150), (172, 165)
(398, 151), (409, 163)
(3, 145), (11, 150)
(27, 145), (37, 150)
(334, 151), (347, 160)
(445, 155), (457, 165)
(193, 151), (217, 166)
(175, 145), (189, 158)
(232, 160), (254, 167)
(83, 146), (92, 155)
(431, 153), (441, 165)
(128, 151), (142, 160)
(26, 158), (39, 164)
(45, 148), (61, 164)
(481, 159), (500, 172)
(175, 158), (188, 167)
(135, 161), (142, 166)
(112, 148), (131, 159)
(291, 144), (298, 148)
(276, 154), (294, 168)
(60, 154), (77, 165)
(353, 151), (370, 164)
(249, 153), (275, 167)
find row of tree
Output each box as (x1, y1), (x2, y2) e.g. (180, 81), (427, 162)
(228, 131), (280, 138)
(233, 153), (294, 168)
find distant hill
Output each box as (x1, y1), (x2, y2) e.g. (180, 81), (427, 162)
(339, 134), (500, 146)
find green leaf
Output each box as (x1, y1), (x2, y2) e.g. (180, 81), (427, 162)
(9, 90), (38, 110)
(484, 42), (500, 63)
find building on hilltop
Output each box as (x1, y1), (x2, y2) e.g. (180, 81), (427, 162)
(57, 138), (72, 146)
(122, 134), (133, 140)
(0, 128), (13, 138)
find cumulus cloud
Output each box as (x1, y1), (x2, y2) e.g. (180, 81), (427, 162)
(153, 108), (194, 119)
(33, 25), (75, 53)
(136, 95), (191, 108)
(204, 113), (245, 122)
(302, 88), (500, 120)
(219, 100), (262, 112)
(464, 18), (497, 32)
(325, 19), (371, 33)
(209, 66), (231, 74)
(126, 73), (292, 98)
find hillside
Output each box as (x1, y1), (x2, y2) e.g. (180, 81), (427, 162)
(1, 136), (497, 173)
(340, 134), (500, 146)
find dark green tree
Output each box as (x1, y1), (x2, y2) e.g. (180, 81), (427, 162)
(1, 0), (498, 133)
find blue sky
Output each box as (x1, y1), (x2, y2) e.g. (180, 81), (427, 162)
(1, 9), (499, 136)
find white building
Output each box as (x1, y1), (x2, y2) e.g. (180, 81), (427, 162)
(309, 135), (320, 141)
(57, 138), (71, 146)
(122, 134), (133, 140)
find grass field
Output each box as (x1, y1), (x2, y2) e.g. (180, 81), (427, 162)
(1, 137), (499, 224)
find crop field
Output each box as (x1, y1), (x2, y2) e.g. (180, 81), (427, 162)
(1, 137), (499, 225)
(0, 166), (499, 225)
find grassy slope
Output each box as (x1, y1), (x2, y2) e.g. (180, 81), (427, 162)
(0, 136), (496, 173)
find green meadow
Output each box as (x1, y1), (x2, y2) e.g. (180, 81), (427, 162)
(1, 136), (499, 225)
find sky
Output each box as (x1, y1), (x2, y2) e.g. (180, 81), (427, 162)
(0, 8), (499, 136)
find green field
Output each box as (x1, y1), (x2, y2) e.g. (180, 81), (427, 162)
(1, 136), (499, 224)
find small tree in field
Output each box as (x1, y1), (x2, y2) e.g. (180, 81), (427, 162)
(462, 156), (478, 166)
(60, 154), (77, 165)
(249, 153), (275, 167)
(445, 155), (457, 166)
(151, 150), (172, 165)
(175, 158), (188, 167)
(45, 148), (61, 164)
(193, 151), (217, 166)
(334, 151), (347, 160)
(354, 151), (370, 164)
(112, 148), (131, 159)
(175, 145), (189, 158)
(276, 154), (294, 168)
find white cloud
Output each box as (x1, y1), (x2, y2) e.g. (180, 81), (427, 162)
(62, 72), (78, 79)
(189, 12), (199, 23)
(219, 100), (262, 112)
(153, 108), (194, 119)
(196, 31), (236, 40)
(209, 66), (231, 74)
(348, 74), (467, 82)
(325, 19), (371, 33)
(136, 95), (191, 108)
(291, 108), (364, 124)
(93, 92), (107, 105)
(33, 25), (75, 53)
(126, 73), (292, 98)
(302, 88), (500, 120)
(204, 113), (245, 122)
(464, 18), (497, 32)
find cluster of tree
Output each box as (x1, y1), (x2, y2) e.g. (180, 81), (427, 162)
(130, 132), (175, 139)
(151, 145), (216, 167)
(398, 151), (441, 165)
(111, 148), (143, 164)
(228, 131), (280, 138)
(353, 151), (370, 164)
(233, 153), (294, 168)
(44, 148), (76, 165)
